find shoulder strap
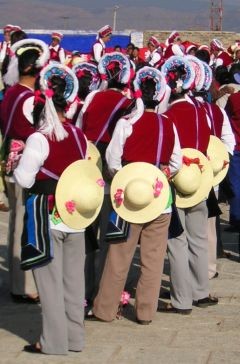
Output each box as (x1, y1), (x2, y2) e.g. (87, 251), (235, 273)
(94, 96), (127, 146)
(156, 114), (164, 167)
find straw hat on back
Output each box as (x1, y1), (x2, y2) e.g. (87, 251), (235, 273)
(110, 162), (170, 224)
(173, 148), (214, 208)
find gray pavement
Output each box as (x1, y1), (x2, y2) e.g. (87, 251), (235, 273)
(0, 203), (240, 364)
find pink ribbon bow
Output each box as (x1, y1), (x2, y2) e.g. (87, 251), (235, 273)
(134, 89), (142, 99)
(45, 88), (54, 98)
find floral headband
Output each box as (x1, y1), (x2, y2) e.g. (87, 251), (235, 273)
(98, 52), (131, 84)
(72, 62), (100, 91)
(40, 62), (78, 103)
(161, 56), (195, 90)
(201, 62), (213, 91)
(133, 66), (166, 101)
(185, 55), (205, 91)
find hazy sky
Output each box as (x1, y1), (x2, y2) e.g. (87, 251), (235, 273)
(0, 0), (239, 31)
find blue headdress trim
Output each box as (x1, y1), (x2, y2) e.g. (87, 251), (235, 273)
(134, 66), (166, 102)
(72, 62), (100, 91)
(98, 52), (131, 84)
(202, 62), (213, 91)
(161, 56), (195, 90)
(40, 62), (78, 102)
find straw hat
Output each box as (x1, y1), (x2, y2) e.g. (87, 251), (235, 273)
(55, 160), (105, 229)
(110, 162), (170, 224)
(207, 136), (229, 187)
(86, 142), (102, 171)
(173, 148), (214, 208)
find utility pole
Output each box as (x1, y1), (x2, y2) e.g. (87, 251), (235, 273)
(113, 5), (119, 31)
(210, 0), (223, 31)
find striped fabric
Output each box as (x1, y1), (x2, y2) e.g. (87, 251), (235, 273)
(21, 194), (53, 271)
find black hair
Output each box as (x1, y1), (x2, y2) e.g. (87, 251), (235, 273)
(127, 42), (135, 49)
(195, 49), (210, 65)
(77, 71), (92, 100)
(215, 65), (230, 85)
(33, 75), (67, 127)
(107, 61), (126, 90)
(140, 78), (159, 109)
(11, 30), (27, 45)
(229, 63), (240, 83)
(18, 48), (41, 76)
(1, 31), (28, 76)
(114, 45), (122, 51)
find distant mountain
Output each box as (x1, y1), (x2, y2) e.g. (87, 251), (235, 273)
(0, 0), (239, 32)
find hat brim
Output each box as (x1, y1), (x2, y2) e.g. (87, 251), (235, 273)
(110, 162), (170, 224)
(56, 160), (104, 229)
(174, 148), (213, 208)
(86, 142), (102, 172)
(207, 136), (229, 187)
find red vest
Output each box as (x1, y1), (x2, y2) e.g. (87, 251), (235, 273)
(217, 51), (233, 67)
(226, 92), (240, 151)
(165, 99), (210, 153)
(49, 45), (63, 62)
(122, 112), (175, 166)
(204, 102), (223, 138)
(36, 123), (87, 180)
(82, 89), (133, 143)
(0, 84), (35, 140)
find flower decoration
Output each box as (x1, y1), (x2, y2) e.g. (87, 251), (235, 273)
(96, 178), (105, 187)
(153, 178), (163, 197)
(114, 188), (124, 206)
(65, 200), (76, 214)
(116, 290), (130, 320)
(120, 291), (130, 305)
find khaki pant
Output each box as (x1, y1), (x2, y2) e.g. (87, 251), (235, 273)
(93, 213), (171, 322)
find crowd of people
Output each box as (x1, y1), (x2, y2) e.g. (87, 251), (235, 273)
(0, 23), (239, 355)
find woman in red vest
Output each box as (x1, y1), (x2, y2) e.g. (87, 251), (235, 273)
(86, 66), (182, 324)
(14, 63), (89, 355)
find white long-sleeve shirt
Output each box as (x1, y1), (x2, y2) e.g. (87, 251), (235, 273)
(14, 132), (85, 233)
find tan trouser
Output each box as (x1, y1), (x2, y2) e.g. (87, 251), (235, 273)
(93, 213), (171, 322)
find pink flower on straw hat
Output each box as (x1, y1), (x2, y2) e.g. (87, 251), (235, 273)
(114, 188), (124, 206)
(153, 178), (163, 197)
(65, 200), (76, 214)
(96, 178), (105, 187)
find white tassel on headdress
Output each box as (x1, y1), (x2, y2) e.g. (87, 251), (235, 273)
(3, 54), (19, 86)
(38, 96), (68, 141)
